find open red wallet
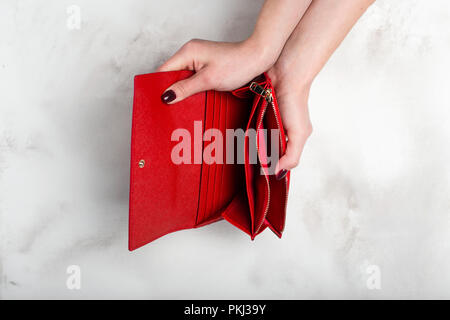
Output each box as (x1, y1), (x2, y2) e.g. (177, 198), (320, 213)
(129, 71), (290, 251)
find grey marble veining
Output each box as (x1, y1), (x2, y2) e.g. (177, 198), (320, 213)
(1, 0), (449, 299)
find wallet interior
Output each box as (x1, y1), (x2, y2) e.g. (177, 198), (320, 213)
(195, 80), (288, 239)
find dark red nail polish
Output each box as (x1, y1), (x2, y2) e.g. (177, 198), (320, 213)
(161, 90), (176, 104)
(276, 169), (288, 181)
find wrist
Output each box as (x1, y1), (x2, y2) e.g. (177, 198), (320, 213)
(270, 60), (314, 91)
(274, 45), (324, 88)
(242, 35), (280, 73)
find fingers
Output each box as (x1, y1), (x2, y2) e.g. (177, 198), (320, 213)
(157, 39), (209, 72)
(275, 127), (312, 179)
(161, 70), (213, 104)
(156, 40), (199, 72)
(158, 40), (214, 104)
(156, 50), (192, 73)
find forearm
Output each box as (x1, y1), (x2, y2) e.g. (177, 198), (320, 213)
(273, 0), (375, 86)
(245, 0), (313, 69)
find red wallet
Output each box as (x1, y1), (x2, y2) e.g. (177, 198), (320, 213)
(129, 71), (290, 251)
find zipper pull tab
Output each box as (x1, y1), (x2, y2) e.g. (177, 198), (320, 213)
(249, 82), (273, 103)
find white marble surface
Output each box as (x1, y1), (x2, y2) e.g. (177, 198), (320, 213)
(1, 0), (449, 299)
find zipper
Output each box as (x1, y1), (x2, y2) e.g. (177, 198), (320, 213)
(249, 81), (289, 234)
(249, 82), (272, 233)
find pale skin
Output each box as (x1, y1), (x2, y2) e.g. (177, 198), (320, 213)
(158, 0), (376, 178)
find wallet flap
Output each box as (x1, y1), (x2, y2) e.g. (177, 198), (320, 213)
(129, 71), (204, 250)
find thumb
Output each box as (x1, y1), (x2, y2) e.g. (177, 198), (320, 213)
(161, 70), (212, 104)
(274, 129), (309, 180)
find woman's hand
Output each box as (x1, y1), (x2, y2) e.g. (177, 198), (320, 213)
(157, 39), (274, 104)
(268, 65), (313, 180)
(157, 0), (313, 104)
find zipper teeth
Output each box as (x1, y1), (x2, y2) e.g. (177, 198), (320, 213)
(255, 97), (270, 233)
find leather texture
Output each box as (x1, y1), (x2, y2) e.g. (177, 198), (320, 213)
(129, 71), (290, 251)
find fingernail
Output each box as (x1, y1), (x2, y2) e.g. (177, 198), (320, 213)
(276, 169), (288, 181)
(161, 90), (176, 104)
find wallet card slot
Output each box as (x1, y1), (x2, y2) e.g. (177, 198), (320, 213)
(217, 93), (228, 207)
(196, 90), (215, 225)
(197, 91), (251, 227)
(212, 92), (224, 214)
(204, 91), (220, 217)
(218, 94), (250, 225)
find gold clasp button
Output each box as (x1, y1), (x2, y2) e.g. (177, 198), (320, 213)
(138, 159), (145, 168)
